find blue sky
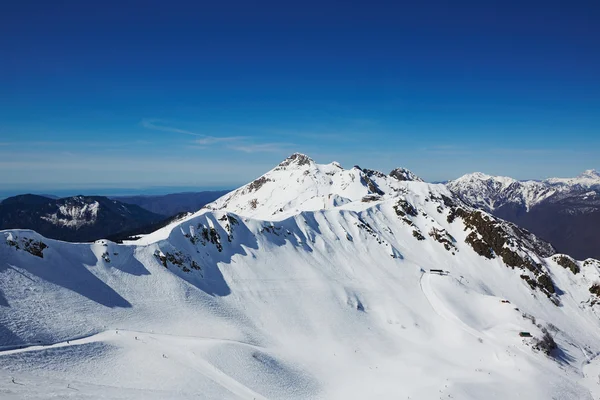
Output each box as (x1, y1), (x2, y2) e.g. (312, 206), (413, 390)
(1, 0), (599, 194)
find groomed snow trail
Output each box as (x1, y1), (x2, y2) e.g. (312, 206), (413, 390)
(0, 330), (269, 400)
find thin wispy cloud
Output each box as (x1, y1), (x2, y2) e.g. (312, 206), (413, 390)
(141, 119), (249, 146)
(194, 136), (246, 145)
(140, 119), (202, 136)
(141, 119), (293, 153)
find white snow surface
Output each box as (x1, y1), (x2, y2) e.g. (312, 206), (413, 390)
(2, 154), (600, 399)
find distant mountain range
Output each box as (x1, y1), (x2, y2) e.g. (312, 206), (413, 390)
(0, 190), (229, 242)
(447, 169), (600, 260)
(0, 194), (165, 242)
(111, 190), (230, 216)
(2, 170), (599, 262)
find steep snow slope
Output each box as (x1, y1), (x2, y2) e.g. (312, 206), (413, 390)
(2, 154), (600, 399)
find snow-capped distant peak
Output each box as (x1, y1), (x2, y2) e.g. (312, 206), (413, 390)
(581, 169), (600, 178)
(447, 172), (553, 211)
(453, 172), (517, 187)
(545, 169), (600, 187)
(449, 168), (600, 214)
(40, 200), (100, 228)
(577, 169), (600, 182)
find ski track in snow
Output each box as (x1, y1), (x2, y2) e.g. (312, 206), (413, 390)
(582, 353), (600, 400)
(0, 329), (262, 357)
(419, 271), (482, 339)
(0, 330), (269, 400)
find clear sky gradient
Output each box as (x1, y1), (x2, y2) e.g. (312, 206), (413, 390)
(1, 0), (599, 193)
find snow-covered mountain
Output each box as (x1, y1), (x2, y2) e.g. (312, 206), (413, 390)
(546, 169), (600, 187)
(447, 170), (600, 260)
(448, 169), (600, 212)
(206, 153), (424, 219)
(2, 154), (600, 399)
(0, 194), (165, 242)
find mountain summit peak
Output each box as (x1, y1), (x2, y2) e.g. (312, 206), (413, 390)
(580, 169), (600, 179)
(207, 153), (431, 219)
(278, 153), (314, 168)
(389, 167), (424, 182)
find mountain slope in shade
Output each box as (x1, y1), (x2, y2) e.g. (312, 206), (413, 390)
(2, 154), (600, 399)
(0, 194), (164, 242)
(447, 170), (600, 260)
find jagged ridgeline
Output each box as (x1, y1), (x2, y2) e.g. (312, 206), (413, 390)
(447, 170), (600, 260)
(2, 153), (600, 399)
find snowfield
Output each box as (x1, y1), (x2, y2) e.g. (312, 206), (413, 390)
(2, 154), (600, 399)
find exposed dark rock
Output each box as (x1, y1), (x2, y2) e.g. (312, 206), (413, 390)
(360, 173), (384, 195)
(447, 207), (459, 223)
(154, 250), (202, 274)
(412, 230), (425, 241)
(362, 168), (387, 179)
(453, 207), (558, 299)
(533, 327), (558, 356)
(278, 153), (313, 168)
(429, 227), (457, 252)
(362, 194), (382, 202)
(247, 176), (272, 192)
(440, 194), (456, 208)
(401, 217), (415, 227)
(389, 168), (423, 182)
(393, 199), (418, 218)
(537, 274), (555, 294)
(553, 255), (580, 274)
(6, 235), (48, 258)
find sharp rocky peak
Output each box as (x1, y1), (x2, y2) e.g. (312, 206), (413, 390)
(277, 153), (314, 168)
(389, 167), (424, 182)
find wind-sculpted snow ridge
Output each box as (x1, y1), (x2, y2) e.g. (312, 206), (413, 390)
(2, 153), (600, 399)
